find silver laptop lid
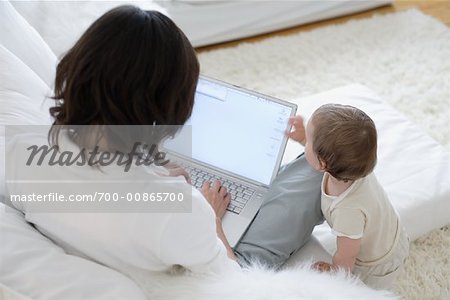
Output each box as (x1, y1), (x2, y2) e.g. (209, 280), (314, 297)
(164, 76), (297, 187)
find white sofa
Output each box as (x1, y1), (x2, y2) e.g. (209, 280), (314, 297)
(10, 0), (392, 57)
(1, 2), (450, 299)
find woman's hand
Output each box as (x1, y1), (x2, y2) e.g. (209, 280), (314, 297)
(163, 163), (191, 184)
(201, 180), (231, 219)
(287, 115), (306, 145)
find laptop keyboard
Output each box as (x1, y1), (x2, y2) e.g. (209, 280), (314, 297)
(183, 165), (255, 215)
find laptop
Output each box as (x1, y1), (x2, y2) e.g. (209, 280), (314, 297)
(163, 76), (297, 247)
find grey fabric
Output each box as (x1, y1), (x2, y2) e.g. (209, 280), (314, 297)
(234, 153), (323, 268)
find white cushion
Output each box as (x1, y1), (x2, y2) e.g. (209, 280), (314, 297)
(0, 1), (57, 197)
(0, 45), (54, 197)
(0, 1), (57, 87)
(284, 84), (450, 264)
(0, 283), (31, 300)
(0, 203), (147, 300)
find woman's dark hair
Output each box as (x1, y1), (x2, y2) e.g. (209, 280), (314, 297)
(311, 104), (377, 182)
(49, 5), (199, 148)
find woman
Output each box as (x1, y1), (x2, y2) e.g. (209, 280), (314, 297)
(8, 5), (323, 275)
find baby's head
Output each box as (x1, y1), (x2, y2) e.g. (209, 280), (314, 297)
(304, 104), (377, 182)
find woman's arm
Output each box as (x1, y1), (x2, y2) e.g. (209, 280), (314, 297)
(216, 217), (237, 260)
(201, 180), (236, 261)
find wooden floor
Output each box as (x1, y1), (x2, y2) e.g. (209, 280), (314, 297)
(197, 1), (450, 53)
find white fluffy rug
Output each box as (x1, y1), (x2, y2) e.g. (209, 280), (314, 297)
(131, 264), (396, 300)
(198, 9), (450, 299)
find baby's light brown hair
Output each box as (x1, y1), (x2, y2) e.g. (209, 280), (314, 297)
(311, 104), (377, 182)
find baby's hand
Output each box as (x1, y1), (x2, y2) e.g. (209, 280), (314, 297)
(312, 261), (333, 272)
(287, 115), (306, 145)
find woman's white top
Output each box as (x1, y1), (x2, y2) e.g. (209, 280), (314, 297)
(6, 130), (239, 275)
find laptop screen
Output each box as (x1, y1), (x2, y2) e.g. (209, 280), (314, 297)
(164, 77), (296, 186)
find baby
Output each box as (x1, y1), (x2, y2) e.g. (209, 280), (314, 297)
(288, 103), (409, 290)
